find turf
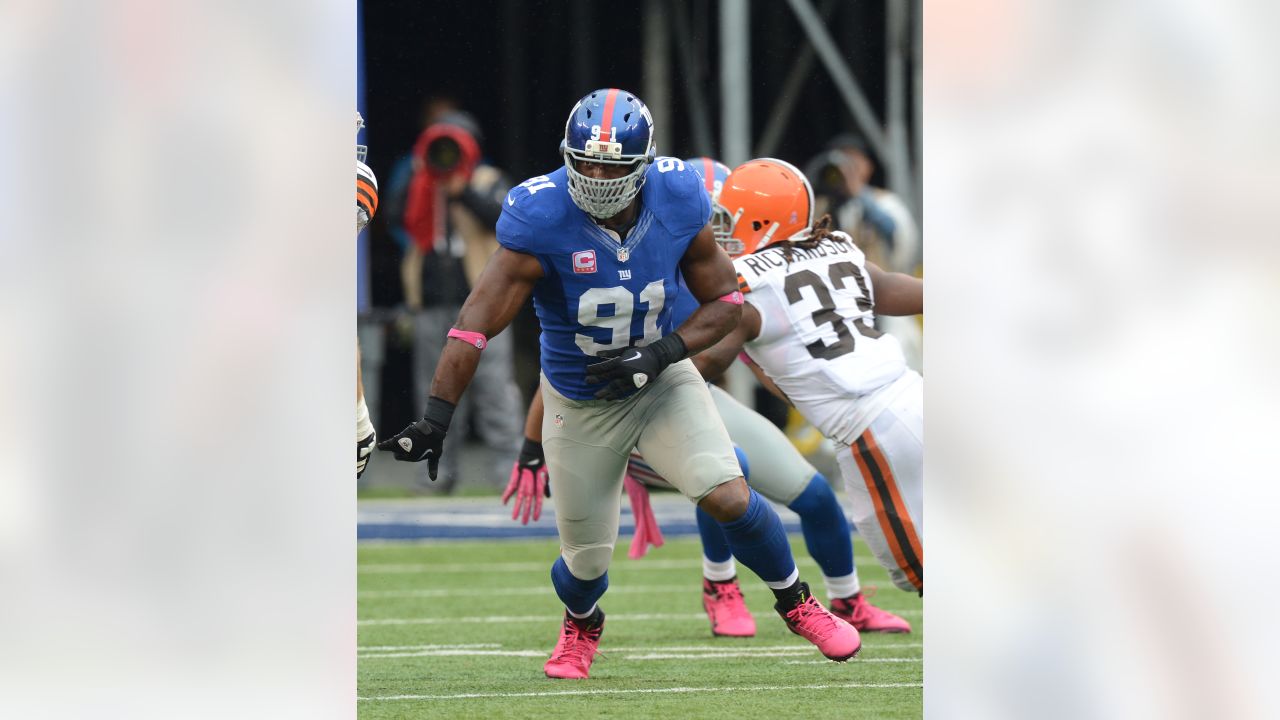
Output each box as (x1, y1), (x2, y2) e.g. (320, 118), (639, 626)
(358, 535), (922, 718)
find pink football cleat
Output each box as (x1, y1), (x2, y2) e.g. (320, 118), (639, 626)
(702, 577), (757, 637)
(544, 611), (605, 679)
(830, 592), (912, 633)
(777, 583), (862, 662)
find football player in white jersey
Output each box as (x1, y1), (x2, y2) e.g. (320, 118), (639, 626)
(693, 158), (925, 594)
(356, 112), (378, 478)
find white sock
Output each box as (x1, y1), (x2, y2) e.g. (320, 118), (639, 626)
(824, 572), (861, 600)
(567, 604), (597, 619)
(762, 567), (800, 590)
(703, 556), (737, 582)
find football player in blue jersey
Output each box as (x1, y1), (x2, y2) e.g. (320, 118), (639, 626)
(505, 157), (910, 636)
(379, 89), (860, 678)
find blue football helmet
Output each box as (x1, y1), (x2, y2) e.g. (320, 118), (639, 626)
(561, 88), (656, 219)
(684, 156), (733, 240)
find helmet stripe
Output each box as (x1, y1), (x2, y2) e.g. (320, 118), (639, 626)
(701, 157), (715, 193)
(599, 89), (619, 142)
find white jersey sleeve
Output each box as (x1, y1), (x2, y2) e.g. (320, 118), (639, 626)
(734, 233), (911, 445)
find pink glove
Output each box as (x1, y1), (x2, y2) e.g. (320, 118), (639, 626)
(625, 473), (665, 559)
(502, 439), (548, 525)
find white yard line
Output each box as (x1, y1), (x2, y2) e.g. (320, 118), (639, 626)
(784, 658), (922, 664)
(359, 584), (694, 598)
(359, 642), (921, 652)
(357, 557), (839, 574)
(358, 610), (920, 626)
(360, 682), (921, 701)
(357, 643), (500, 651)
(358, 559), (710, 574)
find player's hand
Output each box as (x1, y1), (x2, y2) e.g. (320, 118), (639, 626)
(357, 429), (376, 479)
(376, 419), (446, 477)
(584, 334), (687, 401)
(376, 397), (456, 480)
(502, 438), (549, 524)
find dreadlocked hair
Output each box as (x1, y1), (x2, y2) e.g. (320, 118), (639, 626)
(778, 213), (848, 264)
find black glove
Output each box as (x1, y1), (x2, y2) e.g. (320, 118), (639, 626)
(376, 396), (456, 480)
(356, 430), (376, 479)
(584, 333), (687, 401)
(514, 437), (552, 498)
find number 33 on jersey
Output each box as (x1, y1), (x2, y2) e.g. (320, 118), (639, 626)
(497, 158), (712, 401)
(734, 231), (909, 398)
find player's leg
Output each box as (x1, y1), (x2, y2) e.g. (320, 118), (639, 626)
(709, 385), (909, 632)
(836, 380), (924, 594)
(635, 361), (860, 661)
(625, 448), (753, 636)
(539, 379), (637, 679)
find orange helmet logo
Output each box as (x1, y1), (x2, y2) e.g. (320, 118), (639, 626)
(714, 158), (814, 258)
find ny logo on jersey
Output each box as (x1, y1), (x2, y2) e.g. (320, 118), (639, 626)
(618, 269), (632, 280)
(572, 250), (597, 274)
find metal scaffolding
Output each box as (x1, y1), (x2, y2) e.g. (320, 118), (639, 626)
(648, 0), (920, 221)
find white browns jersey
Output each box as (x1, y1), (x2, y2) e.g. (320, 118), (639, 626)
(734, 232), (914, 445)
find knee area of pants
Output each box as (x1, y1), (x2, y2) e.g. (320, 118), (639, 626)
(702, 481), (751, 521)
(564, 546), (612, 580)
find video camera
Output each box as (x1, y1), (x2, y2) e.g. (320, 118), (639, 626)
(414, 111), (483, 180)
(804, 150), (857, 202)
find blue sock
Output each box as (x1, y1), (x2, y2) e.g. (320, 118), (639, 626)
(696, 507), (733, 563)
(717, 489), (797, 585)
(550, 556), (608, 615)
(787, 473), (854, 579)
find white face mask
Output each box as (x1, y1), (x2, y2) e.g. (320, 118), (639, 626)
(563, 153), (650, 219)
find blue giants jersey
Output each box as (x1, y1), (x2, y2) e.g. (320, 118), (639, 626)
(497, 158), (712, 400)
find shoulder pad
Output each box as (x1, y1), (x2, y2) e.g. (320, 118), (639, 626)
(654, 157), (702, 199)
(503, 170), (569, 229)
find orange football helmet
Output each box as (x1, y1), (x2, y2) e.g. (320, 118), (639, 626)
(714, 158), (814, 258)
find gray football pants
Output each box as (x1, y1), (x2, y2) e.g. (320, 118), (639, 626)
(540, 360), (742, 580)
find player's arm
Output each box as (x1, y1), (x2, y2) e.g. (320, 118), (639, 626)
(745, 357), (793, 406)
(867, 261), (922, 316)
(673, 224), (743, 353)
(691, 301), (761, 382)
(584, 224), (742, 400)
(503, 383), (550, 524)
(524, 385), (544, 442)
(357, 341), (376, 478)
(430, 248), (542, 402)
(378, 248), (543, 475)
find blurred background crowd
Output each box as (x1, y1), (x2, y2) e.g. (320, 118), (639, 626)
(356, 0), (922, 495)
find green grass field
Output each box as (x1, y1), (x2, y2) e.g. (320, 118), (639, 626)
(358, 535), (923, 718)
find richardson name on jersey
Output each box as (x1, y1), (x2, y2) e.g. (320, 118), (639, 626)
(738, 237), (856, 275)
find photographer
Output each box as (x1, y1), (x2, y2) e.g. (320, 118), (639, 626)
(382, 108), (522, 493)
(805, 134), (920, 276)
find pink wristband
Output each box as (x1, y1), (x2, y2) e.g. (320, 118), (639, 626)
(718, 290), (744, 305)
(737, 352), (753, 365)
(447, 328), (488, 350)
